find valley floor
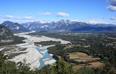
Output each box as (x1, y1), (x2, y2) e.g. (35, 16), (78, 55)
(0, 32), (70, 69)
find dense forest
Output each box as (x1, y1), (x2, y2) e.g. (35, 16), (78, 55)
(31, 32), (116, 74)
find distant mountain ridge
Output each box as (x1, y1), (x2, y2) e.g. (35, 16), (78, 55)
(1, 20), (116, 33)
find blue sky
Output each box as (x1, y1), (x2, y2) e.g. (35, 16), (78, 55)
(0, 0), (116, 24)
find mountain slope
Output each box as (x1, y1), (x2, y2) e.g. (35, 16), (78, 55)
(0, 25), (14, 43)
(22, 20), (116, 32)
(22, 22), (49, 31)
(2, 21), (29, 33)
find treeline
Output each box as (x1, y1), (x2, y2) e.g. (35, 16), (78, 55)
(34, 41), (60, 46)
(0, 36), (25, 46)
(48, 44), (116, 74)
(0, 51), (112, 74)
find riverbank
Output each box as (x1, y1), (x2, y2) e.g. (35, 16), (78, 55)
(9, 32), (70, 69)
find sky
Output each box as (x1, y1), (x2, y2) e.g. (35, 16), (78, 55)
(0, 0), (116, 24)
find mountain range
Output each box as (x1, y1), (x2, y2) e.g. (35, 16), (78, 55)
(2, 21), (29, 32)
(1, 20), (116, 33)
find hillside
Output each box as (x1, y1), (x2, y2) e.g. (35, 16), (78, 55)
(0, 25), (25, 46)
(0, 25), (14, 43)
(2, 21), (29, 33)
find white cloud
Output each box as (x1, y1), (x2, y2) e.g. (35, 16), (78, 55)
(40, 11), (70, 17)
(0, 15), (35, 20)
(56, 12), (70, 17)
(109, 17), (116, 24)
(86, 19), (111, 24)
(108, 5), (116, 11)
(23, 16), (34, 20)
(3, 15), (14, 19)
(110, 17), (116, 20)
(108, 0), (116, 11)
(41, 12), (52, 16)
(87, 20), (102, 24)
(0, 15), (38, 23)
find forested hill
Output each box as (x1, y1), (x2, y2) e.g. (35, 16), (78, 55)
(0, 25), (14, 42)
(0, 25), (25, 46)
